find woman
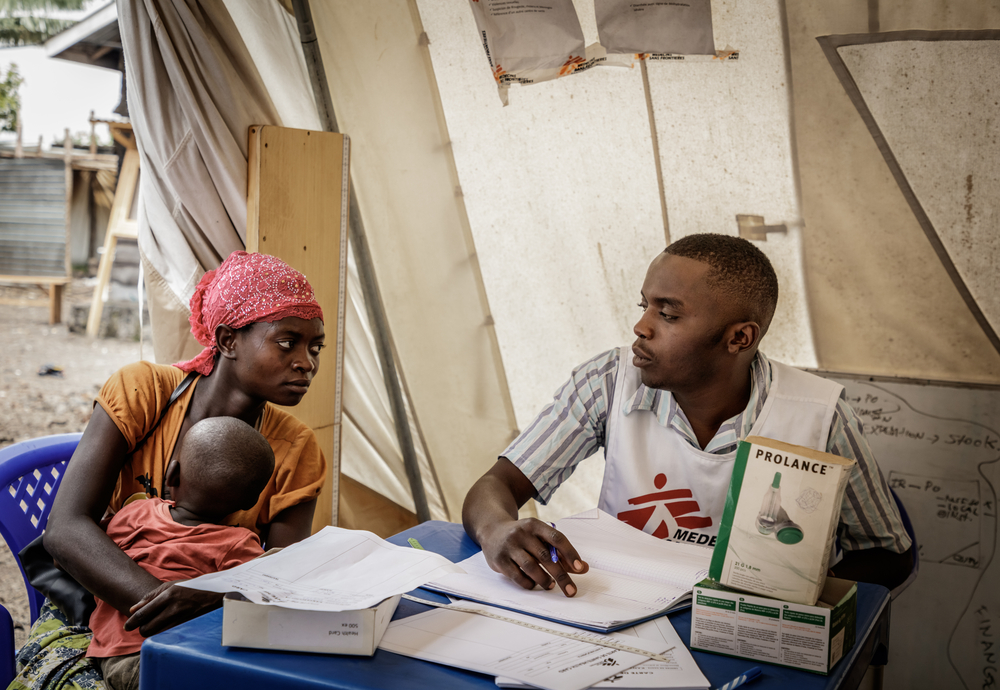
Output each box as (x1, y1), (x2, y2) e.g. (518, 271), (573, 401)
(11, 251), (327, 690)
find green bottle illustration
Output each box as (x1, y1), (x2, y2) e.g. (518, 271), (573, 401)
(756, 472), (782, 535)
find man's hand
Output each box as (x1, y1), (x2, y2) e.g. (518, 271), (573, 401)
(478, 518), (589, 597)
(124, 581), (224, 637)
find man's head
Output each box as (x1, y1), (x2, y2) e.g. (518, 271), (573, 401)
(166, 417), (275, 523)
(631, 233), (778, 392)
(664, 233), (779, 333)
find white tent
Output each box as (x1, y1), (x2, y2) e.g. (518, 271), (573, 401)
(101, 0), (999, 530)
(50, 2), (1000, 686)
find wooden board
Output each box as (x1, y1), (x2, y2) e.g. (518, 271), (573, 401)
(246, 125), (350, 530)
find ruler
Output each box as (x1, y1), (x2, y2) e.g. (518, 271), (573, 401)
(400, 594), (673, 662)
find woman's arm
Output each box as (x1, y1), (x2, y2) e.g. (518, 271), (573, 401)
(123, 497), (318, 636)
(43, 406), (163, 613)
(46, 405), (223, 633)
(266, 497), (316, 548)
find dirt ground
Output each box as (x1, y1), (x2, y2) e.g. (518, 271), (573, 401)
(0, 280), (146, 650)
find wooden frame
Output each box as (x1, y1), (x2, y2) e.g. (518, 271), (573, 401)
(86, 124), (140, 337)
(246, 125), (351, 532)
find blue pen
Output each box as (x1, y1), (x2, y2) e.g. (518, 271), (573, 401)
(548, 522), (558, 563)
(716, 667), (761, 690)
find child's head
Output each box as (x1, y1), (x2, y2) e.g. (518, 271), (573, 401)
(165, 416), (275, 523)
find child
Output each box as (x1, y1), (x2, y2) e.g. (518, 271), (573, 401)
(86, 416), (275, 690)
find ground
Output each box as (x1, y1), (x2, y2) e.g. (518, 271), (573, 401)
(0, 280), (146, 649)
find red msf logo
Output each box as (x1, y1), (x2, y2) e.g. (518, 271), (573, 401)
(617, 473), (713, 539)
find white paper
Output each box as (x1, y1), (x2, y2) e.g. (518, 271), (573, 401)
(178, 526), (464, 611)
(495, 617), (709, 689)
(595, 0), (715, 56)
(424, 510), (710, 630)
(467, 0), (593, 104)
(379, 601), (669, 690)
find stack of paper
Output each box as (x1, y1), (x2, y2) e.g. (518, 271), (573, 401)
(493, 617), (709, 690)
(379, 600), (707, 690)
(424, 509), (711, 632)
(179, 526), (464, 610)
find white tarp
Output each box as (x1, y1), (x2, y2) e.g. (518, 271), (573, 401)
(121, 0), (818, 524)
(118, 0), (448, 520)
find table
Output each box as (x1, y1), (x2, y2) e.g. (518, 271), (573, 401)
(140, 521), (890, 690)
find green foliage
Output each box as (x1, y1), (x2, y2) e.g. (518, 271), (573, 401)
(0, 63), (22, 132)
(0, 0), (86, 47)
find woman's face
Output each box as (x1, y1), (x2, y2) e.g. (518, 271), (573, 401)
(233, 316), (326, 406)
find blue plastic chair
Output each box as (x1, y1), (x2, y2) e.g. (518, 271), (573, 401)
(0, 432), (82, 686)
(888, 487), (919, 600)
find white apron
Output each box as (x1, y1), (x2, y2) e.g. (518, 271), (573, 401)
(598, 347), (843, 548)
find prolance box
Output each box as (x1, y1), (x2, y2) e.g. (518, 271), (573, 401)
(690, 577), (857, 674)
(709, 436), (855, 605)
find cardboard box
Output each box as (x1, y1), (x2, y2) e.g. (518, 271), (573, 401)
(221, 593), (401, 656)
(690, 577), (857, 674)
(710, 436), (855, 605)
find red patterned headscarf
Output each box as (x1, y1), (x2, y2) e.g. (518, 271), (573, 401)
(174, 251), (324, 376)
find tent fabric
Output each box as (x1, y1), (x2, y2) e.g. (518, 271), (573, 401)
(305, 1), (521, 518)
(118, 0), (448, 523)
(119, 0), (822, 526)
(404, 0), (819, 521)
(821, 31), (1000, 355)
(785, 3), (1000, 384)
(118, 0), (275, 301)
(121, 0), (1000, 532)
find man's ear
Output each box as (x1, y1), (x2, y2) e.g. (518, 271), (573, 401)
(216, 324), (238, 360)
(727, 321), (760, 354)
(164, 459), (181, 488)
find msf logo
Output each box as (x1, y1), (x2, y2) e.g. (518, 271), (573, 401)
(616, 473), (715, 545)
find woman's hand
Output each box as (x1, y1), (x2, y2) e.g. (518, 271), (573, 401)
(124, 581), (224, 637)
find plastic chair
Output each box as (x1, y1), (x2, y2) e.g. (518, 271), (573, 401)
(888, 486), (919, 600)
(0, 432), (82, 686)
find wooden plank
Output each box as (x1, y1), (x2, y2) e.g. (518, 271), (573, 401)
(309, 425), (337, 532)
(0, 297), (48, 307)
(0, 276), (71, 285)
(247, 125), (350, 530)
(48, 283), (63, 325)
(87, 148), (141, 337)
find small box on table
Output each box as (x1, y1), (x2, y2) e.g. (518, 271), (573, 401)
(221, 592), (401, 656)
(709, 436), (855, 606)
(690, 577), (857, 674)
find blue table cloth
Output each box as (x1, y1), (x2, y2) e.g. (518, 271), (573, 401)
(140, 521), (890, 690)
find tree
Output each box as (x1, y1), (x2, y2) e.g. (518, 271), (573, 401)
(0, 62), (22, 132)
(0, 0), (86, 47)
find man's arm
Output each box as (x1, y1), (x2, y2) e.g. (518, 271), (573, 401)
(831, 546), (914, 589)
(828, 396), (915, 589)
(463, 458), (588, 597)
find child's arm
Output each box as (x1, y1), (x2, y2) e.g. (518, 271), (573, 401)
(123, 528), (263, 635)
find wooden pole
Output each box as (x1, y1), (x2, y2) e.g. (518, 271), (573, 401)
(89, 110), (97, 156)
(292, 0), (431, 524)
(14, 106), (22, 158)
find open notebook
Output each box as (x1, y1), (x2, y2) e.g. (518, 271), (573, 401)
(424, 509), (711, 633)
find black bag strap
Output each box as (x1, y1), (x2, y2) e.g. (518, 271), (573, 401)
(17, 370), (200, 627)
(132, 370), (198, 454)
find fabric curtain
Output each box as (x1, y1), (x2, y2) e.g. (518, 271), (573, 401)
(118, 0), (448, 525)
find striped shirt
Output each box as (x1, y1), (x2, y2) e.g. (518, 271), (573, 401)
(505, 349), (911, 553)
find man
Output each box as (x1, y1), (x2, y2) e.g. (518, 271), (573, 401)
(463, 233), (913, 597)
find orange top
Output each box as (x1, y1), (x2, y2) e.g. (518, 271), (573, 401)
(96, 361), (325, 534)
(87, 498), (263, 657)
